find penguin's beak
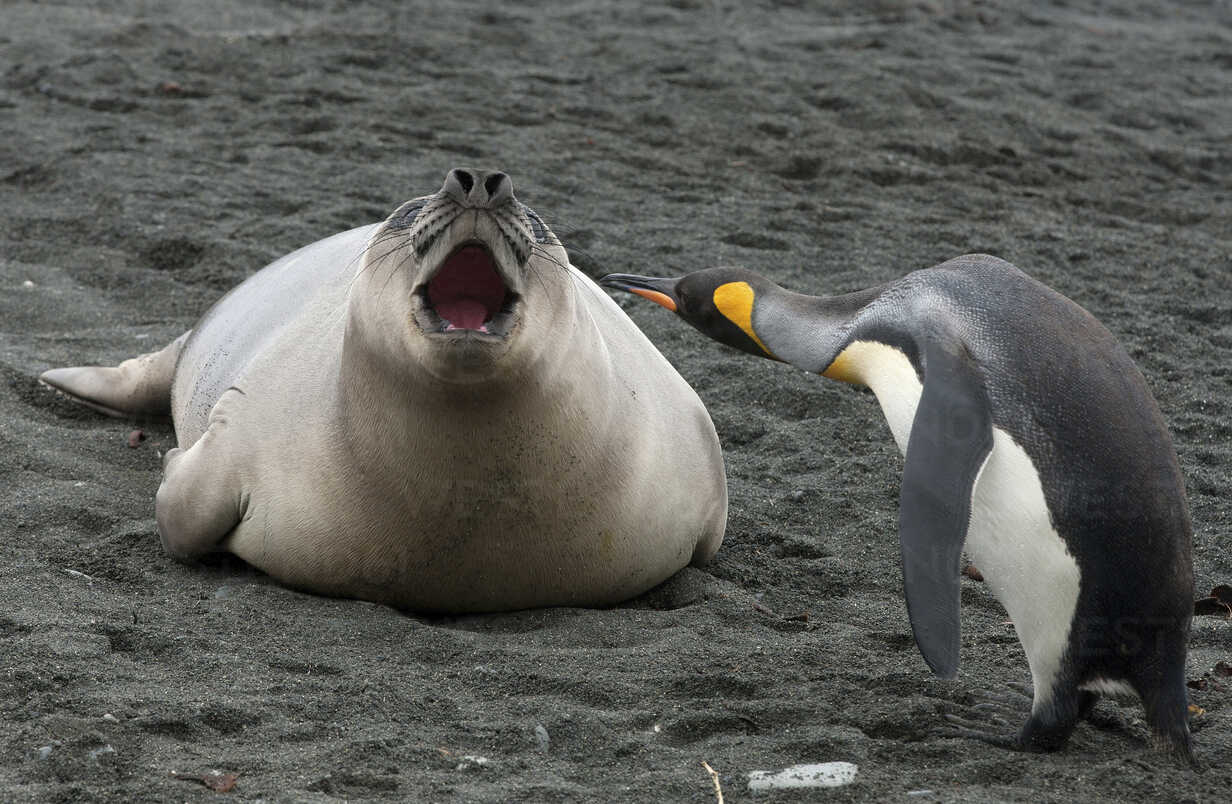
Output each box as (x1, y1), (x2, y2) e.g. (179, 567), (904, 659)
(600, 273), (679, 313)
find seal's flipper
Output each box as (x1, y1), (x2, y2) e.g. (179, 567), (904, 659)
(899, 334), (994, 679)
(40, 332), (189, 421)
(155, 388), (247, 561)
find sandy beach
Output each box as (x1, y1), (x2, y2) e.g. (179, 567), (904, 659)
(2, 1), (1229, 800)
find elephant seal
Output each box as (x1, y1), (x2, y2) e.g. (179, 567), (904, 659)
(42, 168), (727, 612)
(603, 257), (1193, 761)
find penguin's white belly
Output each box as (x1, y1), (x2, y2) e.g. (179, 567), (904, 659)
(849, 340), (1081, 706)
(965, 430), (1080, 708)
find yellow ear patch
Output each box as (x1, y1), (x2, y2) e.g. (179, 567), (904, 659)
(712, 281), (774, 356)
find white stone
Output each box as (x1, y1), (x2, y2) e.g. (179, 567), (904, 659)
(88, 744), (115, 761)
(455, 755), (489, 771)
(747, 762), (858, 791)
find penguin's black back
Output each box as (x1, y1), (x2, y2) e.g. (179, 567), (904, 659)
(867, 255), (1193, 654)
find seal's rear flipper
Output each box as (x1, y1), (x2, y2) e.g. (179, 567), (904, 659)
(39, 332), (189, 422)
(899, 333), (994, 679)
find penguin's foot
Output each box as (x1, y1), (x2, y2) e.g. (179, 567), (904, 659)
(1003, 681), (1034, 699)
(980, 681), (1034, 707)
(935, 712), (1074, 753)
(933, 682), (1046, 751)
(961, 681), (1034, 718)
(934, 715), (1031, 751)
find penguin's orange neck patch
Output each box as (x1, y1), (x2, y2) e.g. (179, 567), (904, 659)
(822, 340), (910, 387)
(821, 348), (862, 384)
(712, 281), (774, 357)
(629, 287), (677, 312)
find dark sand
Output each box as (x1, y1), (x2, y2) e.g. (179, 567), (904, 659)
(2, 1), (1230, 801)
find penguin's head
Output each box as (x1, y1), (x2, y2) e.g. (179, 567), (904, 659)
(601, 267), (779, 360)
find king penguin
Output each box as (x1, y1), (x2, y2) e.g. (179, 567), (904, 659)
(602, 253), (1194, 760)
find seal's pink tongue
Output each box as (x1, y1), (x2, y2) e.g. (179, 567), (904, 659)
(442, 300), (489, 331)
(428, 245), (506, 331)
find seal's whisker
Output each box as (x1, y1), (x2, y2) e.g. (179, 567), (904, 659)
(527, 243), (581, 299)
(526, 261), (553, 301)
(376, 242), (417, 302)
(528, 244), (573, 274)
(359, 228), (412, 265)
(347, 233), (399, 277)
(349, 229), (407, 281)
(349, 236), (414, 297)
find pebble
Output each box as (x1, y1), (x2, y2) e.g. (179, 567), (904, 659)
(88, 744), (115, 762)
(747, 761), (858, 791)
(534, 723), (550, 753)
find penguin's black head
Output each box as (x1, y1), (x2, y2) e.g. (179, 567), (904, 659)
(600, 267), (780, 360)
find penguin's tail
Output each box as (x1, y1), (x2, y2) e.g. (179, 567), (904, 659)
(1138, 662), (1196, 766)
(1149, 718), (1195, 767)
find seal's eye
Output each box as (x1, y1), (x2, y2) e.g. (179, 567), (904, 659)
(521, 204), (549, 244)
(389, 200), (428, 230)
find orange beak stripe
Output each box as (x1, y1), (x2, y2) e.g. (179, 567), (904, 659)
(629, 287), (677, 312)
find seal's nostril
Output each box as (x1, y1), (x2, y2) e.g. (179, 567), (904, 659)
(453, 169), (474, 195)
(444, 168), (511, 208)
(484, 173), (507, 197)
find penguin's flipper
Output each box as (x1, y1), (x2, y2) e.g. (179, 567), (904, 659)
(899, 333), (994, 679)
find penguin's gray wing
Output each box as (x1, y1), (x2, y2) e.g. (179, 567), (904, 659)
(898, 332), (994, 679)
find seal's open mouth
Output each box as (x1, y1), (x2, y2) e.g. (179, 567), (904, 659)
(419, 244), (518, 335)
